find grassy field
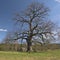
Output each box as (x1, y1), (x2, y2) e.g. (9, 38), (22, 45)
(0, 50), (60, 60)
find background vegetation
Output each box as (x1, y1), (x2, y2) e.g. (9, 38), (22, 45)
(0, 43), (60, 52)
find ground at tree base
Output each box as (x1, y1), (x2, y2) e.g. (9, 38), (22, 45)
(0, 50), (60, 60)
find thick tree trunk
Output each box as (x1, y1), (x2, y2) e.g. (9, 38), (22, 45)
(26, 40), (32, 52)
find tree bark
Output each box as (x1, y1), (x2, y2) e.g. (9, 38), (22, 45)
(26, 39), (32, 52)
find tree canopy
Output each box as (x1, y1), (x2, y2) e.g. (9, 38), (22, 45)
(3, 2), (55, 52)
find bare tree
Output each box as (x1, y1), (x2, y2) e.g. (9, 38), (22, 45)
(4, 2), (54, 52)
(12, 2), (55, 52)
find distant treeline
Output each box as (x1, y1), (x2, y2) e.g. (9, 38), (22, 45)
(0, 43), (60, 52)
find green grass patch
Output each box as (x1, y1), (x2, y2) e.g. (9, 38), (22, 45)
(0, 50), (60, 60)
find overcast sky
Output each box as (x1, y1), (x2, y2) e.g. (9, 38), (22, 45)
(0, 0), (60, 42)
